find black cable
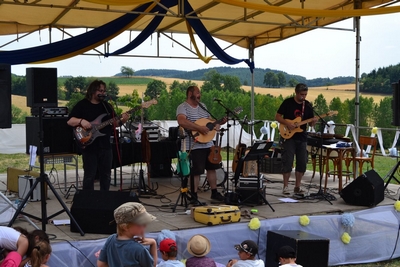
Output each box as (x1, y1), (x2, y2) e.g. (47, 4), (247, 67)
(390, 224), (400, 260)
(53, 239), (96, 267)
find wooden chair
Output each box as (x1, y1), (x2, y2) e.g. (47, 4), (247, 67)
(345, 136), (378, 175)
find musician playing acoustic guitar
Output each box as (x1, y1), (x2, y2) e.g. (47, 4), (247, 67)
(275, 83), (317, 195)
(67, 80), (129, 191)
(176, 86), (227, 202)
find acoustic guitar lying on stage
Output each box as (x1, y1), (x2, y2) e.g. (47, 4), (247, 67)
(191, 106), (243, 143)
(279, 110), (338, 139)
(73, 99), (157, 148)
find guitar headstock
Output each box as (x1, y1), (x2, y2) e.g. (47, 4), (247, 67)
(178, 126), (186, 139)
(141, 99), (158, 109)
(326, 110), (338, 117)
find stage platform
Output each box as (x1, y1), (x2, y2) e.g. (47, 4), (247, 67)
(1, 164), (400, 266)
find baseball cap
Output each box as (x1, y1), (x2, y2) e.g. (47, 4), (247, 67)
(159, 239), (177, 252)
(277, 246), (296, 259)
(114, 202), (156, 225)
(234, 240), (258, 255)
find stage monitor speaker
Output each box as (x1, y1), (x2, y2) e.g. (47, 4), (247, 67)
(70, 190), (140, 234)
(25, 116), (75, 155)
(26, 67), (58, 107)
(0, 64), (11, 128)
(341, 169), (384, 206)
(266, 230), (329, 267)
(392, 81), (400, 126)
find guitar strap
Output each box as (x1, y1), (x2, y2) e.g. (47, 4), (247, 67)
(301, 101), (305, 120)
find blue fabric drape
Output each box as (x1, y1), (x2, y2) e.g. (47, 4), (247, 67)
(0, 2), (154, 65)
(105, 0), (175, 57)
(184, 1), (254, 72)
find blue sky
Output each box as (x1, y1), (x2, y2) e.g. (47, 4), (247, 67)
(1, 12), (399, 79)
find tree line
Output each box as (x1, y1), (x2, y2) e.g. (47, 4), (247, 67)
(360, 63), (400, 94)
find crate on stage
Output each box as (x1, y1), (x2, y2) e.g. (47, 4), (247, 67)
(192, 205), (241, 226)
(260, 157), (283, 174)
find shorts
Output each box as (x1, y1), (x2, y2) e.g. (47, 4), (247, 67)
(281, 138), (308, 173)
(190, 148), (220, 176)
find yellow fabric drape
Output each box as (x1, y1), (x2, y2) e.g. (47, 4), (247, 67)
(82, 0), (152, 6)
(185, 20), (212, 64)
(34, 2), (157, 63)
(216, 0), (400, 17)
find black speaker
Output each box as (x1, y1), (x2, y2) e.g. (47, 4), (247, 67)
(70, 190), (140, 234)
(0, 64), (11, 129)
(25, 116), (75, 154)
(150, 160), (172, 178)
(266, 230), (329, 267)
(392, 82), (400, 126)
(26, 67), (58, 107)
(341, 169), (384, 206)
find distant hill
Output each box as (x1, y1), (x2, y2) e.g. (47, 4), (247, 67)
(131, 67), (354, 87)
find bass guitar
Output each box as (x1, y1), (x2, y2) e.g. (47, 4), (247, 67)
(279, 110), (338, 139)
(177, 127), (191, 176)
(208, 131), (223, 164)
(192, 106), (243, 143)
(73, 99), (157, 148)
(232, 115), (247, 172)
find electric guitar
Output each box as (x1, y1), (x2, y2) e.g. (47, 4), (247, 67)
(279, 110), (338, 139)
(73, 99), (157, 148)
(232, 115), (247, 172)
(191, 106), (243, 143)
(208, 131), (223, 164)
(177, 127), (191, 176)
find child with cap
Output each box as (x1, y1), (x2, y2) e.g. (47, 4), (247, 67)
(226, 240), (264, 267)
(186, 235), (216, 267)
(97, 202), (157, 267)
(157, 238), (184, 267)
(276, 246), (302, 267)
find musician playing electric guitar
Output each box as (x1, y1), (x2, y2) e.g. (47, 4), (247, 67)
(275, 83), (317, 195)
(176, 86), (227, 202)
(67, 80), (129, 191)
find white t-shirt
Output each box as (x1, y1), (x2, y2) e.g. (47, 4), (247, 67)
(0, 226), (21, 251)
(157, 260), (185, 267)
(232, 259), (265, 267)
(280, 264), (303, 267)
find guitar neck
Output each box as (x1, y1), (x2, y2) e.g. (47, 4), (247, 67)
(95, 106), (139, 131)
(296, 113), (328, 127)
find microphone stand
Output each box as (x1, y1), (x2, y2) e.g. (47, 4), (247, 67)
(308, 104), (333, 205)
(214, 99), (240, 196)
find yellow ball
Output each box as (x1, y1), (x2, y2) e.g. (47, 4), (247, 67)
(299, 215), (310, 226)
(341, 232), (351, 244)
(271, 121), (278, 129)
(248, 218), (261, 230)
(372, 127), (378, 134)
(394, 200), (400, 212)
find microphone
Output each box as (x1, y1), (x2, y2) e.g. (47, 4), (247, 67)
(213, 97), (222, 102)
(97, 93), (108, 98)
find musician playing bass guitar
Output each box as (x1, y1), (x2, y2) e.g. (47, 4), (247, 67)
(67, 80), (129, 191)
(176, 86), (226, 202)
(275, 83), (317, 195)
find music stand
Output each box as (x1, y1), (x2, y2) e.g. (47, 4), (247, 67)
(239, 142), (275, 212)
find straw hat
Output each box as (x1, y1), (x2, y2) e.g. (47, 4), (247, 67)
(187, 234), (211, 257)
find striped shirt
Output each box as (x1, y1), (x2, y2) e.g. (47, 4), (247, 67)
(176, 101), (213, 150)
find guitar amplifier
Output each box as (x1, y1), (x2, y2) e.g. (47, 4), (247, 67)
(18, 175), (41, 201)
(239, 176), (263, 189)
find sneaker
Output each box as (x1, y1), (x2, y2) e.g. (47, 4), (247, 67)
(282, 186), (290, 195)
(294, 187), (306, 194)
(211, 191), (225, 202)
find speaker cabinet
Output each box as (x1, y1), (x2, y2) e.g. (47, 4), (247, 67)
(26, 67), (57, 107)
(266, 230), (329, 267)
(70, 190), (140, 234)
(341, 169), (384, 206)
(150, 160), (172, 178)
(392, 82), (400, 126)
(25, 116), (75, 155)
(0, 64), (11, 128)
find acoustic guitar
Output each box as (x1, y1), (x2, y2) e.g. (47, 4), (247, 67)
(279, 110), (338, 139)
(208, 131), (222, 164)
(191, 106), (243, 143)
(73, 99), (157, 148)
(177, 127), (191, 176)
(232, 115), (247, 172)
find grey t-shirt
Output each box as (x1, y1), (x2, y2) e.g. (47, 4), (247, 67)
(98, 234), (154, 267)
(176, 101), (213, 150)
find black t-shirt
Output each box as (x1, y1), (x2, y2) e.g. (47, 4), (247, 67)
(69, 98), (115, 151)
(277, 97), (314, 141)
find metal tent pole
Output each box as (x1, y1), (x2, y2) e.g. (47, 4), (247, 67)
(249, 38), (255, 144)
(355, 16), (361, 141)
